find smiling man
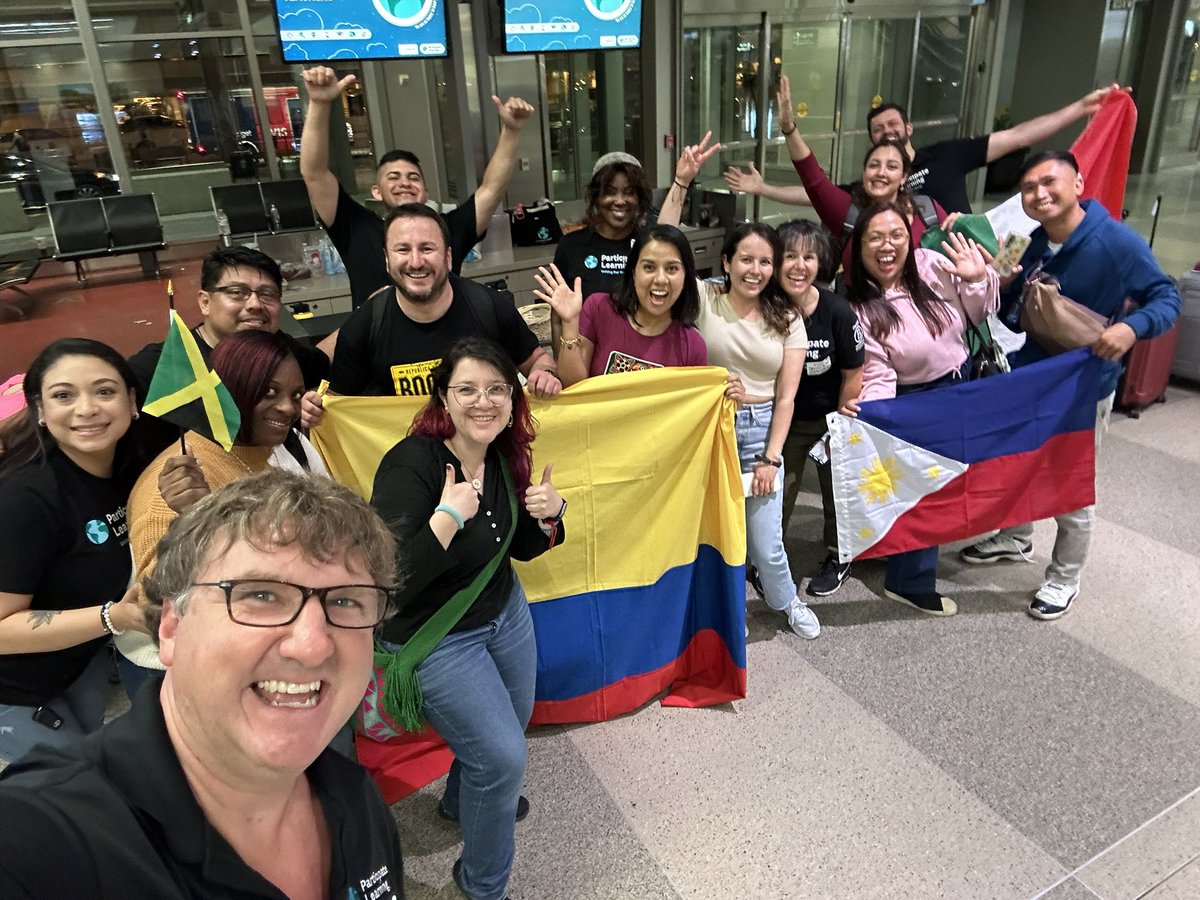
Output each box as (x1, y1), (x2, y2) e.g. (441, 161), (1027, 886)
(0, 470), (405, 898)
(306, 203), (560, 412)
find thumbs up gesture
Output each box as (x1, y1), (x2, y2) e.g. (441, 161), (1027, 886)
(524, 463), (564, 521)
(439, 464), (480, 523)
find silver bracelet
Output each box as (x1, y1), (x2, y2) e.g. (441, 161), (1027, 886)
(100, 600), (124, 636)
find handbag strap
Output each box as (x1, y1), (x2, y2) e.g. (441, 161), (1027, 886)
(381, 457), (519, 732)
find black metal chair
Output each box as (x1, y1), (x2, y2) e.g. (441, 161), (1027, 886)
(0, 248), (40, 320)
(211, 183), (270, 236)
(260, 179), (317, 232)
(48, 197), (109, 285)
(103, 193), (165, 278)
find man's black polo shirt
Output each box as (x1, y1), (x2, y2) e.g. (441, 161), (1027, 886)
(0, 679), (404, 899)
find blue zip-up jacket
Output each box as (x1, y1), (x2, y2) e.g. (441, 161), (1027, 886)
(1000, 199), (1181, 397)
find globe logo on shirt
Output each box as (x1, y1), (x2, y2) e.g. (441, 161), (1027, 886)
(85, 519), (110, 545)
(584, 255), (599, 269)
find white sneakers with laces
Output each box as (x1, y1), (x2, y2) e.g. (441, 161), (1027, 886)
(1028, 580), (1079, 620)
(786, 596), (821, 640)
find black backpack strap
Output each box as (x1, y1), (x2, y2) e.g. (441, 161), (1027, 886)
(450, 274), (502, 342)
(913, 194), (939, 230)
(366, 285), (391, 348)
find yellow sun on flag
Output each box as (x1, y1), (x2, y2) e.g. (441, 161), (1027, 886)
(926, 465), (942, 480)
(848, 431), (864, 445)
(857, 454), (901, 504)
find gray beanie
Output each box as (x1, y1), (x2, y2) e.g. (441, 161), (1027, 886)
(592, 151), (642, 175)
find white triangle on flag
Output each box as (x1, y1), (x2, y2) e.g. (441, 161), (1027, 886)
(827, 413), (969, 563)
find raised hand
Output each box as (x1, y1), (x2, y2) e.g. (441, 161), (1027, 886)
(440, 464), (480, 524)
(675, 130), (722, 185)
(158, 450), (210, 514)
(533, 264), (583, 324)
(524, 463), (564, 521)
(723, 163), (765, 195)
(778, 74), (795, 132)
(1080, 83), (1126, 116)
(493, 95), (534, 131)
(303, 66), (356, 104)
(940, 231), (987, 283)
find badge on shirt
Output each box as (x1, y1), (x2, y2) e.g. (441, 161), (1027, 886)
(390, 360), (440, 397)
(604, 351), (663, 375)
(804, 357), (833, 377)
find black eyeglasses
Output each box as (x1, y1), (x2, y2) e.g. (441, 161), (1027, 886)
(192, 579), (391, 629)
(209, 284), (283, 305)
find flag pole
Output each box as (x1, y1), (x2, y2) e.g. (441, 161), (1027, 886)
(167, 279), (188, 456)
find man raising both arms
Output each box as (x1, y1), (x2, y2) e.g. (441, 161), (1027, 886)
(300, 65), (534, 310)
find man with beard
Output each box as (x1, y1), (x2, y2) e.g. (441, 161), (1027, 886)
(305, 204), (560, 412)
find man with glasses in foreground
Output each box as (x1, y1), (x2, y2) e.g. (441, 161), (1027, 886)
(0, 470), (406, 898)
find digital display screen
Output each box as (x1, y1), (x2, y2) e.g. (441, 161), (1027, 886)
(275, 0), (449, 62)
(503, 1), (642, 54)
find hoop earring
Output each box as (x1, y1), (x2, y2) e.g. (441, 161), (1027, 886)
(37, 417), (45, 427)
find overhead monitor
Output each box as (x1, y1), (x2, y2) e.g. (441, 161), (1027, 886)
(502, 1), (642, 54)
(275, 0), (449, 62)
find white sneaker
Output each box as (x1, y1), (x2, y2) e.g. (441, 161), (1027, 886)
(1028, 580), (1079, 620)
(786, 596), (821, 639)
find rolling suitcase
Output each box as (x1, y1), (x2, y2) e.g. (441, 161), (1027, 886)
(1171, 266), (1200, 381)
(1117, 320), (1180, 417)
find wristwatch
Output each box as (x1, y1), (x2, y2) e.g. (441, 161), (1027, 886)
(548, 498), (567, 521)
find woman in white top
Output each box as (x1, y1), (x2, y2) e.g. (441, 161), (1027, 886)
(696, 223), (820, 639)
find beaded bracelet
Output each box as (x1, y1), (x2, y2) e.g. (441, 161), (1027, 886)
(100, 600), (124, 636)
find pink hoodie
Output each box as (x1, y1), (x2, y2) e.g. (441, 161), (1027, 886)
(856, 248), (999, 401)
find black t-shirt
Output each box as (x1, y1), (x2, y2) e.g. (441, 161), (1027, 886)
(0, 449), (134, 706)
(324, 183), (481, 309)
(127, 326), (329, 458)
(908, 135), (990, 214)
(552, 228), (636, 300)
(793, 287), (865, 423)
(371, 434), (561, 645)
(328, 275), (540, 397)
(0, 682), (406, 899)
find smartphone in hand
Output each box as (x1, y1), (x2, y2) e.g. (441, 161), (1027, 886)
(993, 233), (1032, 278)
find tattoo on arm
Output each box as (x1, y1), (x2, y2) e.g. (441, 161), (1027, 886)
(27, 609), (61, 629)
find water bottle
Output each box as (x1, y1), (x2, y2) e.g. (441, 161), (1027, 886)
(320, 238), (336, 276)
(303, 242), (323, 277)
(269, 203), (281, 231)
(216, 208), (230, 245)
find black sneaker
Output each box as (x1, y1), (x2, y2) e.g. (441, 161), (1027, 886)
(746, 565), (765, 599)
(806, 553), (852, 597)
(439, 794), (530, 824)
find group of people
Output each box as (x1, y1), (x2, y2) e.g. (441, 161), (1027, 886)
(0, 63), (1183, 900)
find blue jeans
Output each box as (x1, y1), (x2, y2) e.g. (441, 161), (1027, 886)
(736, 402), (797, 611)
(382, 578), (536, 900)
(0, 642), (111, 765)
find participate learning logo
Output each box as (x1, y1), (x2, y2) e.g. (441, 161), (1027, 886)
(85, 519), (110, 545)
(373, 0), (437, 28)
(585, 0), (637, 22)
(584, 255), (599, 269)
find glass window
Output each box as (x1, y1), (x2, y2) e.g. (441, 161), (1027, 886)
(777, 21), (841, 141)
(682, 25), (765, 148)
(90, 0), (243, 37)
(843, 18), (915, 135)
(0, 11), (77, 39)
(100, 37), (257, 171)
(910, 15), (970, 122)
(0, 44), (117, 211)
(546, 49), (641, 201)
(757, 136), (834, 225)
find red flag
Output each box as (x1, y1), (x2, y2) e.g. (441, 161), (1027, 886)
(1071, 91), (1137, 219)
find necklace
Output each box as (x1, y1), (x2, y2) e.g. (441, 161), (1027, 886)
(456, 456), (485, 492)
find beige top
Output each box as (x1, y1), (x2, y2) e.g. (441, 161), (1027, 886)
(696, 281), (807, 398)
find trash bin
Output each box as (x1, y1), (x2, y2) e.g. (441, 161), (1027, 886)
(278, 155), (300, 180)
(230, 150), (258, 180)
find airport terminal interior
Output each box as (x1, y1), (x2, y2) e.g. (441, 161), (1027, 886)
(2, 0), (1200, 898)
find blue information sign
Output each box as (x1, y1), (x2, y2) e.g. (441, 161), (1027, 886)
(275, 0), (448, 62)
(503, 0), (642, 54)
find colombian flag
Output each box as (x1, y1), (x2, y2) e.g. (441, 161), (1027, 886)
(830, 350), (1103, 562)
(311, 368), (747, 799)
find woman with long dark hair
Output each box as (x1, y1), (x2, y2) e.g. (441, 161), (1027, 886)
(844, 201), (998, 615)
(695, 222), (821, 639)
(370, 337), (565, 900)
(776, 75), (946, 283)
(123, 330), (316, 696)
(534, 223), (707, 384)
(0, 338), (149, 764)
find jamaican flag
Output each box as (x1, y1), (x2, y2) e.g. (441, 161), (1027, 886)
(142, 309), (241, 450)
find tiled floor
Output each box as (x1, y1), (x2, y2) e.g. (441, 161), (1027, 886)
(2, 165), (1198, 899)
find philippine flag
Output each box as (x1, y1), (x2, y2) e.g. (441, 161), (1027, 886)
(830, 350), (1104, 562)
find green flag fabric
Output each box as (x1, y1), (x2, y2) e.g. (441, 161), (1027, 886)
(142, 310), (241, 451)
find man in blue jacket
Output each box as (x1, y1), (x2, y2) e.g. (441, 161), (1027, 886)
(961, 150), (1180, 619)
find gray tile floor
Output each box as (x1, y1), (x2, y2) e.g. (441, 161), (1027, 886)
(395, 162), (1200, 899)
